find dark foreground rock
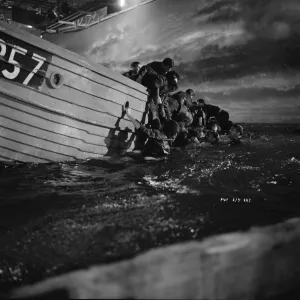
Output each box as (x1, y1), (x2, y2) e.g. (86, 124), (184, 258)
(8, 218), (300, 299)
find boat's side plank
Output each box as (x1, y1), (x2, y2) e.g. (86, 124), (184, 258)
(0, 80), (137, 132)
(0, 126), (106, 160)
(0, 116), (116, 155)
(0, 96), (137, 162)
(0, 95), (133, 138)
(42, 83), (144, 123)
(50, 56), (147, 102)
(0, 105), (137, 153)
(0, 136), (76, 162)
(0, 105), (129, 148)
(42, 66), (146, 115)
(0, 124), (134, 163)
(0, 21), (147, 95)
(0, 146), (49, 163)
(44, 64), (147, 113)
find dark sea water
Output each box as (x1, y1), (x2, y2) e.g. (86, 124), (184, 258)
(0, 123), (300, 292)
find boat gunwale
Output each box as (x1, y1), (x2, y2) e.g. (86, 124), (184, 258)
(0, 21), (148, 96)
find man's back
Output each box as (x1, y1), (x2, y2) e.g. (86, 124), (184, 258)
(205, 104), (221, 118)
(123, 70), (138, 81)
(141, 73), (167, 91)
(172, 91), (193, 108)
(140, 125), (170, 157)
(147, 61), (166, 75)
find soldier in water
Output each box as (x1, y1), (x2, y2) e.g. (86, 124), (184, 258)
(171, 89), (196, 110)
(195, 99), (231, 133)
(229, 124), (244, 145)
(137, 70), (181, 123)
(123, 101), (179, 158)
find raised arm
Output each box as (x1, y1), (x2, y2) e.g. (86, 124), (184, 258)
(123, 102), (142, 130)
(123, 102), (170, 140)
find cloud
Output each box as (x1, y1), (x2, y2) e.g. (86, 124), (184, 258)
(241, 0), (300, 40)
(66, 0), (300, 123)
(182, 72), (300, 96)
(194, 0), (300, 40)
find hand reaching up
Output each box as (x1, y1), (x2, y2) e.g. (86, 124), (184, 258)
(123, 101), (132, 116)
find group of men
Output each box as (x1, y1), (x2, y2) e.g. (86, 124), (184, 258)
(122, 58), (244, 158)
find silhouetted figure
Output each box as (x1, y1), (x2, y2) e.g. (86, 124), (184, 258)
(196, 99), (231, 133)
(124, 101), (179, 158)
(122, 61), (141, 81)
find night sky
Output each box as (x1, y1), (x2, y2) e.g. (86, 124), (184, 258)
(46, 0), (300, 123)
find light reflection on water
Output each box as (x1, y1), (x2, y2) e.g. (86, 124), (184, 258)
(0, 124), (300, 290)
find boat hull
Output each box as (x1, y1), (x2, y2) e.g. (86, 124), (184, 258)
(0, 21), (148, 163)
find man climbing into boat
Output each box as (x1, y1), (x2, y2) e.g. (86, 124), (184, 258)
(122, 61), (141, 81)
(123, 101), (179, 158)
(136, 57), (175, 80)
(195, 99), (231, 133)
(137, 69), (180, 123)
(171, 89), (196, 109)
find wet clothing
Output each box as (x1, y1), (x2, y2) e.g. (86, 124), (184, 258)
(161, 96), (181, 121)
(203, 104), (230, 131)
(205, 130), (220, 144)
(122, 70), (139, 81)
(138, 66), (179, 126)
(139, 124), (170, 157)
(138, 73), (167, 121)
(217, 110), (230, 131)
(140, 73), (167, 98)
(146, 61), (167, 76)
(137, 61), (166, 84)
(140, 73), (176, 124)
(172, 91), (194, 108)
(203, 104), (221, 119)
(173, 131), (190, 147)
(190, 107), (206, 127)
(174, 109), (193, 127)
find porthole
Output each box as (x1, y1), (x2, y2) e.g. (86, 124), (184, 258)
(48, 72), (64, 89)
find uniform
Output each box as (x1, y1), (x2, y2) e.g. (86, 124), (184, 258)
(172, 91), (194, 108)
(203, 104), (230, 131)
(146, 61), (167, 75)
(139, 124), (170, 157)
(122, 70), (139, 81)
(140, 73), (168, 121)
(161, 96), (180, 121)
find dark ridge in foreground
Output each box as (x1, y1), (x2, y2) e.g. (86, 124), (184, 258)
(8, 218), (300, 300)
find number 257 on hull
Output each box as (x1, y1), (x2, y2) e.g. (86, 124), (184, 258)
(0, 32), (51, 90)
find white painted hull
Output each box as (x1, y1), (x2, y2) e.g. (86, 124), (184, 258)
(0, 21), (148, 163)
